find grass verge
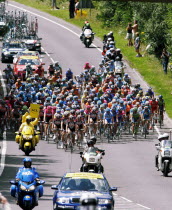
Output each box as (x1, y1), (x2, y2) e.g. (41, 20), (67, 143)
(12, 0), (172, 118)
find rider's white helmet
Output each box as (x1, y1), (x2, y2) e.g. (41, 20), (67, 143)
(162, 133), (169, 138)
(158, 135), (164, 140)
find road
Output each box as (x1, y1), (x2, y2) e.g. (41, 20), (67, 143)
(0, 1), (172, 210)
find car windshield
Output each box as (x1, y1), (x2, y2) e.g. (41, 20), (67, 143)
(161, 140), (172, 148)
(18, 59), (40, 65)
(8, 43), (23, 48)
(60, 178), (109, 192)
(24, 36), (36, 40)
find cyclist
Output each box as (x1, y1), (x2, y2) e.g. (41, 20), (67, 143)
(141, 106), (151, 134)
(53, 113), (62, 141)
(88, 107), (98, 136)
(76, 114), (85, 144)
(43, 106), (53, 141)
(157, 95), (165, 124)
(130, 107), (141, 138)
(150, 98), (158, 124)
(11, 105), (22, 130)
(0, 101), (8, 132)
(66, 115), (76, 144)
(61, 111), (69, 144)
(103, 108), (113, 135)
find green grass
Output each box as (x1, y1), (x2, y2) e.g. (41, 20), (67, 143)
(13, 0), (172, 118)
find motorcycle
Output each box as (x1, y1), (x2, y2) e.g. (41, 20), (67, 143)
(80, 147), (105, 173)
(15, 126), (40, 156)
(114, 60), (124, 77)
(155, 140), (172, 177)
(10, 168), (45, 210)
(81, 29), (94, 48)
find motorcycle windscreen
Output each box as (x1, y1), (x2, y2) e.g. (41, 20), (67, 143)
(87, 147), (97, 156)
(84, 29), (92, 37)
(22, 126), (34, 135)
(19, 169), (35, 182)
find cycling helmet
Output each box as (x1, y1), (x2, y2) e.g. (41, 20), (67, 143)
(133, 107), (137, 112)
(105, 108), (110, 112)
(47, 106), (52, 110)
(158, 95), (163, 99)
(55, 114), (61, 118)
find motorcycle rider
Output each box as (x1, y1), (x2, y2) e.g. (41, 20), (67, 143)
(16, 158), (39, 180)
(17, 115), (38, 149)
(80, 136), (104, 172)
(80, 21), (94, 42)
(14, 158), (40, 206)
(156, 133), (169, 171)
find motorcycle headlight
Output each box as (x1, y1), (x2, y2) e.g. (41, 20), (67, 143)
(20, 185), (27, 191)
(4, 51), (9, 55)
(35, 43), (40, 46)
(98, 199), (112, 204)
(57, 197), (70, 203)
(28, 185), (35, 191)
(23, 135), (33, 140)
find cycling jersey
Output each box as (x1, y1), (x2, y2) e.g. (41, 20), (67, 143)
(142, 109), (151, 120)
(104, 112), (113, 123)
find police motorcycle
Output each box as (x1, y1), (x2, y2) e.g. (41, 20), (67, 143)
(82, 29), (94, 48)
(80, 139), (105, 173)
(155, 136), (172, 177)
(10, 159), (45, 210)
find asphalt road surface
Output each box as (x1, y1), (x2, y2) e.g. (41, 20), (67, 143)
(0, 1), (172, 210)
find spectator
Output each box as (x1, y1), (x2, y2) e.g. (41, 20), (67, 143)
(132, 20), (138, 40)
(134, 32), (142, 57)
(69, 0), (75, 18)
(126, 23), (133, 46)
(75, 0), (79, 15)
(161, 48), (170, 74)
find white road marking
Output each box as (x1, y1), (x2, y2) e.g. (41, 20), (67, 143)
(42, 47), (54, 63)
(120, 196), (132, 202)
(137, 203), (151, 209)
(0, 69), (7, 176)
(5, 3), (159, 209)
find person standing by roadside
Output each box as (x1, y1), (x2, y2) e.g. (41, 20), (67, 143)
(75, 0), (79, 15)
(69, 0), (75, 18)
(134, 32), (142, 57)
(132, 20), (138, 40)
(126, 23), (133, 46)
(161, 48), (170, 74)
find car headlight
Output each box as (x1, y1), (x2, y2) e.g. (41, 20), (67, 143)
(28, 185), (35, 191)
(98, 199), (112, 204)
(164, 150), (170, 156)
(57, 197), (70, 203)
(20, 185), (27, 191)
